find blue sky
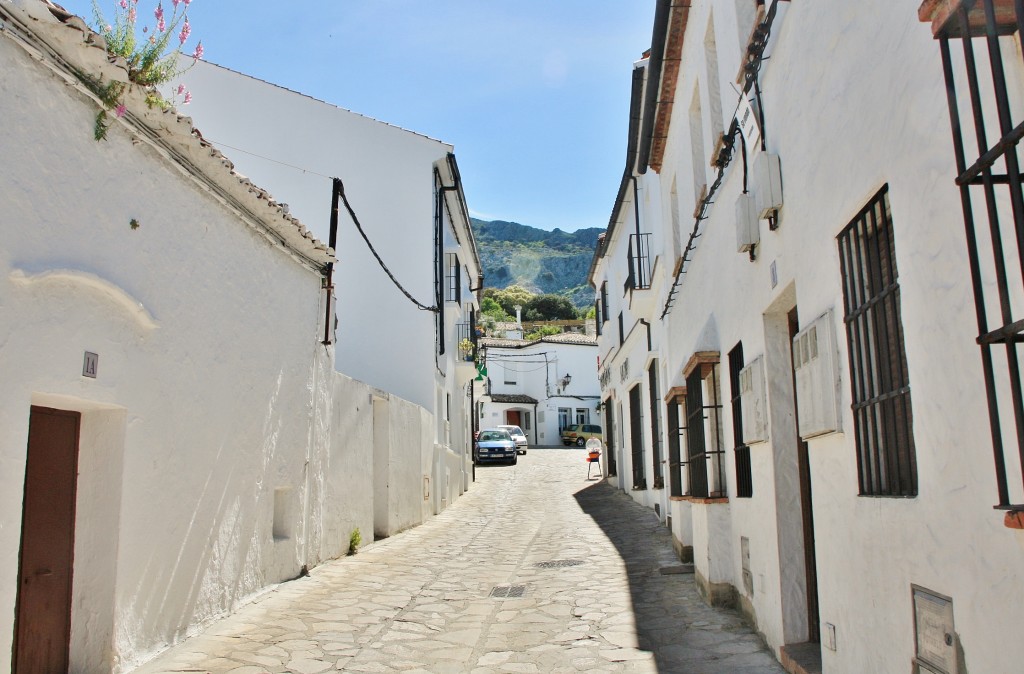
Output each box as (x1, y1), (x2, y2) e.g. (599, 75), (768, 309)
(60, 1), (656, 232)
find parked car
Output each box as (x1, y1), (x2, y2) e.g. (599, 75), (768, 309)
(495, 424), (528, 454)
(561, 423), (602, 447)
(474, 428), (518, 465)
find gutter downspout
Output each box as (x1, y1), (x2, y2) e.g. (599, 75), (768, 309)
(587, 66), (647, 288)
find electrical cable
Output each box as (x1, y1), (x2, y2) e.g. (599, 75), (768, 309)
(335, 177), (439, 313)
(660, 0), (781, 319)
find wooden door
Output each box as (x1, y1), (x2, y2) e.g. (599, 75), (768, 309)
(13, 406), (81, 673)
(789, 309), (820, 643)
(506, 410), (521, 427)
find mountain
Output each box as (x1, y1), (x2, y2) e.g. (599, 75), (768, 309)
(470, 218), (604, 309)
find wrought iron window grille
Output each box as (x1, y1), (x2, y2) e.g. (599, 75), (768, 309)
(680, 365), (727, 498)
(838, 185), (917, 497)
(928, 0), (1024, 511)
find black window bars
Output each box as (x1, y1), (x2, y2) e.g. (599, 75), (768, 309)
(681, 362), (726, 498)
(931, 0), (1024, 510)
(838, 186), (917, 497)
(729, 343), (753, 498)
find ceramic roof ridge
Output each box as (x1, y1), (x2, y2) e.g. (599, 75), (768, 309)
(3, 0), (335, 269)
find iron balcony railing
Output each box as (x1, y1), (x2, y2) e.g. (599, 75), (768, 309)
(625, 233), (652, 293)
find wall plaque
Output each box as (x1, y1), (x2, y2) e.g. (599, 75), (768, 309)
(82, 351), (98, 379)
(912, 586), (957, 674)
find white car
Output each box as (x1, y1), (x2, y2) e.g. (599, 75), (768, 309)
(495, 425), (528, 454)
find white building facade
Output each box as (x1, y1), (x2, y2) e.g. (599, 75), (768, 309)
(591, 1), (1024, 673)
(479, 334), (600, 446)
(175, 60), (483, 536)
(0, 1), (480, 670)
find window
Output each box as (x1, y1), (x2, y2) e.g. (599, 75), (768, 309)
(601, 282), (610, 323)
(595, 300), (602, 337)
(648, 361), (663, 488)
(523, 411), (531, 431)
(704, 14), (724, 149)
(729, 343), (753, 498)
(629, 384), (646, 490)
(503, 364), (518, 386)
(446, 253), (461, 303)
(682, 354), (725, 498)
(689, 86), (707, 205)
(575, 408), (590, 425)
(927, 1), (1024, 511)
(837, 186), (916, 497)
(626, 234), (652, 292)
(618, 311), (625, 346)
(666, 392), (684, 497)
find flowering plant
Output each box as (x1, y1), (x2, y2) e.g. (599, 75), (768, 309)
(88, 0), (203, 139)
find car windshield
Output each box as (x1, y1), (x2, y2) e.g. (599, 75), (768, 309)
(479, 430), (511, 442)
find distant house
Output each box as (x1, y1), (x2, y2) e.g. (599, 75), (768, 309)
(479, 333), (600, 445)
(0, 0), (479, 670)
(591, 1), (1024, 672)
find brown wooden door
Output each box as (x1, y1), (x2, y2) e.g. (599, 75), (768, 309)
(506, 410), (521, 427)
(13, 406), (81, 674)
(789, 309), (820, 643)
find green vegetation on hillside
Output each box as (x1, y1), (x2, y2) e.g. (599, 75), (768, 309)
(471, 218), (603, 309)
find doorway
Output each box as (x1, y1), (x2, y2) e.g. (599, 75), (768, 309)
(789, 308), (820, 643)
(14, 406), (81, 673)
(505, 410), (522, 427)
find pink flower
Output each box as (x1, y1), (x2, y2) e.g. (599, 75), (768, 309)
(128, 8), (136, 22)
(183, 0), (190, 5)
(183, 91), (192, 104)
(192, 41), (203, 60)
(119, 0), (127, 9)
(154, 3), (163, 21)
(157, 17), (165, 32)
(176, 83), (185, 95)
(171, 0), (179, 6)
(115, 104), (126, 118)
(178, 17), (190, 44)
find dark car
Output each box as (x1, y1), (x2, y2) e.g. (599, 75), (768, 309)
(474, 429), (518, 465)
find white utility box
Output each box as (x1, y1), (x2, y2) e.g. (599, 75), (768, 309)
(753, 152), (783, 218)
(793, 310), (842, 439)
(736, 192), (759, 252)
(739, 355), (768, 443)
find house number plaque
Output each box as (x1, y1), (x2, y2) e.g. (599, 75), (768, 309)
(82, 351), (98, 379)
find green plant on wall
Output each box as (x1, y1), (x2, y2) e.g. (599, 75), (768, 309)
(348, 527), (362, 556)
(87, 0), (203, 139)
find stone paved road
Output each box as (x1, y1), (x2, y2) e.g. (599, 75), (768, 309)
(134, 448), (785, 674)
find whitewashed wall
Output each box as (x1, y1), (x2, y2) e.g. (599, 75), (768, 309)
(0, 30), (329, 671)
(178, 60), (450, 414)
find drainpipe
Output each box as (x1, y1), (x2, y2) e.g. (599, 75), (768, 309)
(639, 319), (653, 352)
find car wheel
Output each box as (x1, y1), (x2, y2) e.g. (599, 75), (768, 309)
(511, 456), (518, 465)
(576, 437), (586, 447)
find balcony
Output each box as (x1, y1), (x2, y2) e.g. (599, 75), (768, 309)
(624, 233), (655, 316)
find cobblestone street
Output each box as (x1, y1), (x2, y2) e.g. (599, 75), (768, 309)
(134, 448), (784, 674)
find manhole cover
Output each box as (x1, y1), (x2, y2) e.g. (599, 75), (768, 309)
(490, 585), (527, 598)
(534, 559), (586, 569)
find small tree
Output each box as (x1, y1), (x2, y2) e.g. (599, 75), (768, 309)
(524, 294), (578, 321)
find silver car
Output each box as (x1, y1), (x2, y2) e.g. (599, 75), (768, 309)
(475, 429), (518, 465)
(495, 424), (528, 454)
